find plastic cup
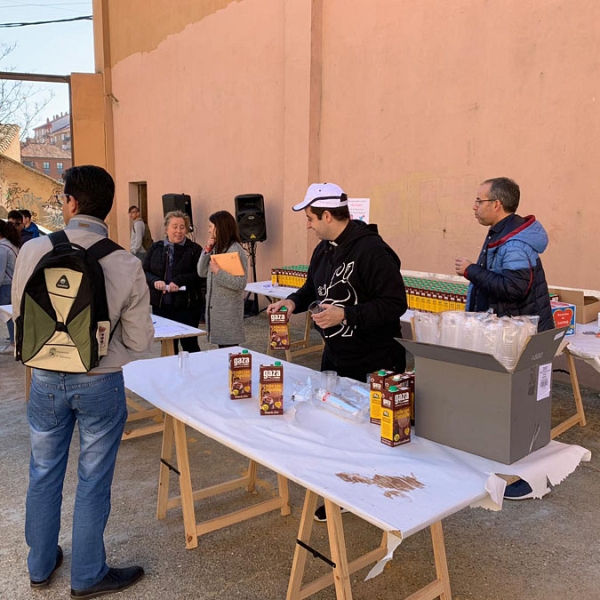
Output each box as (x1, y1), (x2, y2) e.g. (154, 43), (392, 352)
(178, 351), (190, 376)
(308, 301), (324, 315)
(321, 370), (338, 392)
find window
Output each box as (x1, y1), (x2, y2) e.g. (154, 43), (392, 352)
(23, 160), (35, 168)
(57, 162), (63, 172)
(43, 161), (50, 174)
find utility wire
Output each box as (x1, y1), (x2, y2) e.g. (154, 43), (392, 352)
(0, 14), (91, 27)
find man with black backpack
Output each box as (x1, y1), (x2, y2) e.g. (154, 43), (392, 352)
(12, 165), (153, 599)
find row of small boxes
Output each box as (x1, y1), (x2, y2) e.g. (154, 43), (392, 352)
(404, 276), (468, 313)
(271, 265), (309, 288)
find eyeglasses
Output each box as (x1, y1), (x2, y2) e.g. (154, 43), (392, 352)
(474, 198), (497, 206)
(54, 193), (70, 207)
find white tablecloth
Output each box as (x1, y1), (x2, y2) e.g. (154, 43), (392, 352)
(151, 314), (205, 340)
(0, 305), (205, 341)
(565, 322), (600, 373)
(0, 304), (12, 324)
(123, 347), (589, 576)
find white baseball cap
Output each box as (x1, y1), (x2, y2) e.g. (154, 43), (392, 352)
(292, 183), (348, 212)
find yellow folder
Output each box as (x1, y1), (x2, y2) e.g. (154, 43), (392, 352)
(211, 252), (245, 276)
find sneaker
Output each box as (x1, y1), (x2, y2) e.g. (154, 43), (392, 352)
(314, 504), (350, 522)
(503, 478), (539, 500)
(71, 566), (144, 599)
(30, 546), (63, 588)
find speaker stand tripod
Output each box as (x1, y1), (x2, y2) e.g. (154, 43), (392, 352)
(243, 241), (260, 317)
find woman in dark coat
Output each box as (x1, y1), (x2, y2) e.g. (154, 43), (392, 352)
(143, 210), (203, 352)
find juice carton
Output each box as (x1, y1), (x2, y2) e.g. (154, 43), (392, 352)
(269, 306), (290, 350)
(386, 371), (416, 425)
(369, 369), (395, 425)
(259, 361), (284, 415)
(380, 385), (411, 447)
(229, 349), (252, 399)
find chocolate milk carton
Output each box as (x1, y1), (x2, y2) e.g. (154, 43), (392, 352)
(269, 307), (290, 350)
(386, 372), (416, 424)
(229, 349), (252, 399)
(369, 369), (394, 424)
(380, 385), (411, 447)
(259, 361), (284, 415)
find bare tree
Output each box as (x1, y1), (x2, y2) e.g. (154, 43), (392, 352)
(0, 42), (54, 139)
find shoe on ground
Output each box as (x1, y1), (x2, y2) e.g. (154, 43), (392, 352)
(504, 478), (543, 500)
(71, 566), (144, 599)
(0, 342), (15, 355)
(30, 545), (63, 588)
(314, 504), (350, 522)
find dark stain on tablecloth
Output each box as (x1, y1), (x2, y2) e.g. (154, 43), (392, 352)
(336, 472), (424, 498)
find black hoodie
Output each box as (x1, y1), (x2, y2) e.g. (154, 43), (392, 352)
(288, 220), (407, 371)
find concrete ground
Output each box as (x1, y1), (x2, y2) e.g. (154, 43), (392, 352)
(1, 311), (600, 600)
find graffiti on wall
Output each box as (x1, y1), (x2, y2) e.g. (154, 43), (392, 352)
(1, 182), (65, 230)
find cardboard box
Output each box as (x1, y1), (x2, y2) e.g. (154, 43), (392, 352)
(400, 327), (567, 464)
(550, 300), (576, 336)
(549, 287), (600, 324)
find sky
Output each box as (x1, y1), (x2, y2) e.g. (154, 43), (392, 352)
(0, 0), (94, 136)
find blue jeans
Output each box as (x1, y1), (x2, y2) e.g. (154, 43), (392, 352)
(0, 283), (13, 342)
(26, 369), (127, 589)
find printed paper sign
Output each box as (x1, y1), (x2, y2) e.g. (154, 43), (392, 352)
(536, 363), (552, 401)
(348, 197), (370, 223)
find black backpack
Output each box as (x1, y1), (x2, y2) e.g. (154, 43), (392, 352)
(15, 230), (122, 373)
(141, 221), (153, 251)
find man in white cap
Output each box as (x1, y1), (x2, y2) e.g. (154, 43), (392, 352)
(268, 183), (408, 522)
(268, 182), (407, 382)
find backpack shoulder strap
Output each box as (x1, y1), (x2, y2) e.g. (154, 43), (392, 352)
(49, 230), (69, 249)
(87, 238), (123, 261)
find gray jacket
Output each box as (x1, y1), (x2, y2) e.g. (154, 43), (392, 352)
(197, 242), (247, 345)
(0, 238), (18, 286)
(130, 218), (146, 256)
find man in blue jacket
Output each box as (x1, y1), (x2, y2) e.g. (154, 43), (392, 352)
(455, 177), (554, 500)
(455, 177), (553, 330)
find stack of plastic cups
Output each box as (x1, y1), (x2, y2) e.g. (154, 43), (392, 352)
(414, 311), (441, 344)
(494, 317), (520, 370)
(440, 311), (461, 348)
(458, 313), (478, 351)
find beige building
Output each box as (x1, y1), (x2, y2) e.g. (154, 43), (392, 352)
(0, 123), (64, 229)
(80, 0), (599, 288)
(0, 124), (21, 163)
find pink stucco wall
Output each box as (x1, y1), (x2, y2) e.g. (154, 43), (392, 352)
(104, 0), (600, 288)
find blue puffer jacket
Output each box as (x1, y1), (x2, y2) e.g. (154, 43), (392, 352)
(465, 214), (554, 331)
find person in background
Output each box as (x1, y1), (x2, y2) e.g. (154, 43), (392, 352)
(197, 210), (248, 348)
(20, 209), (41, 241)
(0, 219), (20, 354)
(144, 210), (203, 352)
(267, 183), (408, 522)
(11, 165), (152, 598)
(7, 210), (29, 243)
(128, 206), (147, 261)
(455, 176), (553, 500)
